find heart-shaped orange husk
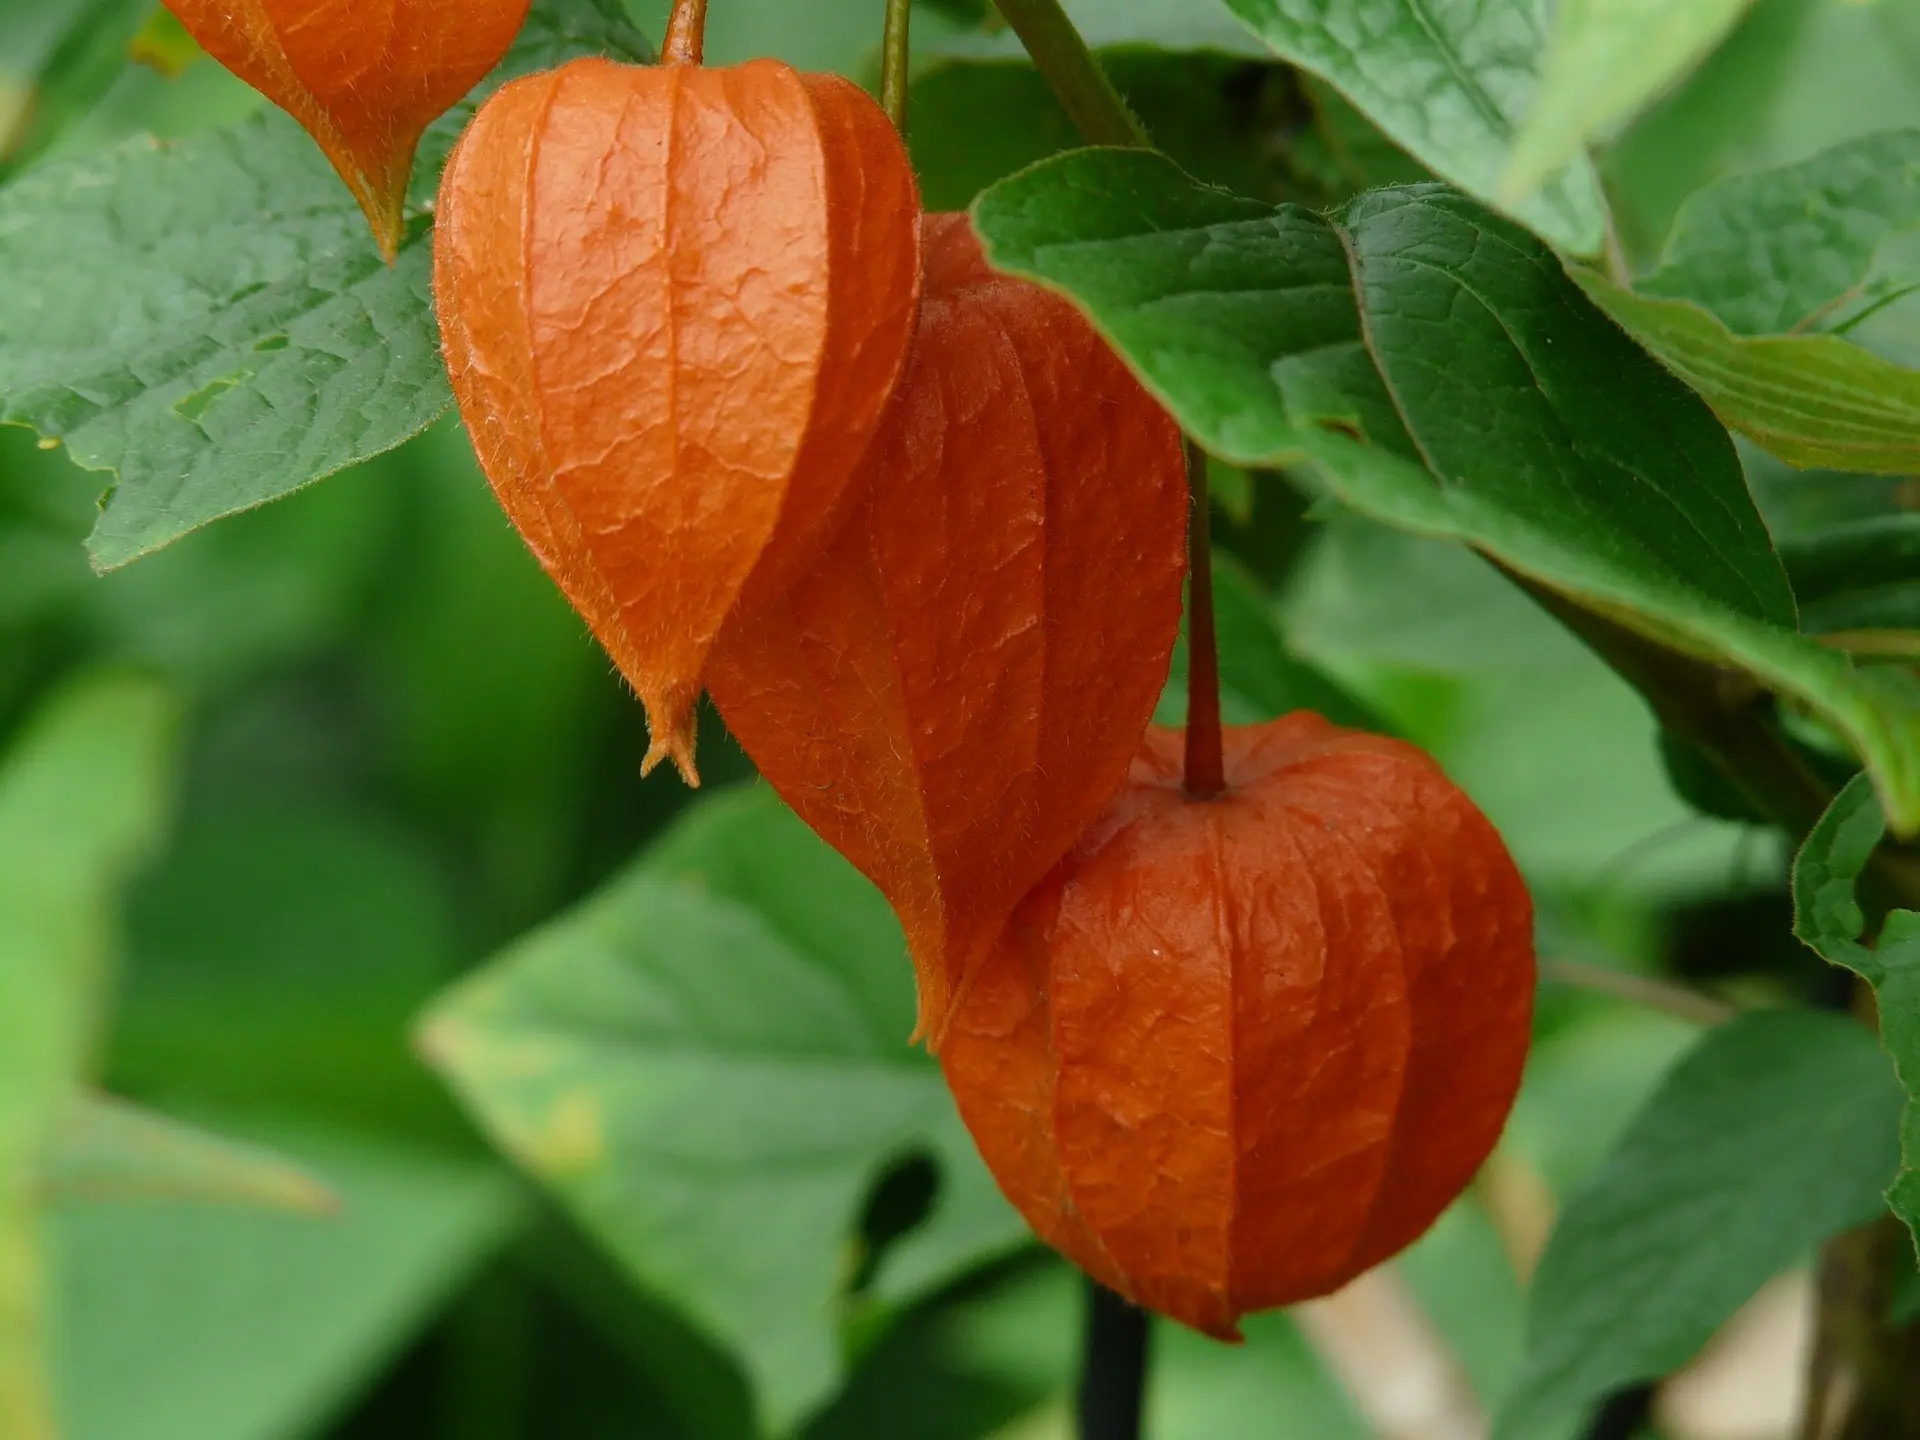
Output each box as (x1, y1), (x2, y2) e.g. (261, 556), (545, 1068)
(164, 0), (533, 259)
(433, 56), (923, 782)
(708, 214), (1189, 1042)
(941, 716), (1536, 1337)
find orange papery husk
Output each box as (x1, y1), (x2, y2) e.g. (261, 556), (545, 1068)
(433, 56), (923, 782)
(165, 0), (533, 259)
(941, 716), (1537, 1338)
(708, 214), (1190, 1043)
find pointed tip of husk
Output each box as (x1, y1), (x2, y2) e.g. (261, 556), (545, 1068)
(641, 702), (701, 788)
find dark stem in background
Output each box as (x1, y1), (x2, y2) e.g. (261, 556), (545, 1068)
(881, 0), (913, 131)
(1078, 1280), (1151, 1440)
(989, 0), (1150, 148)
(662, 0), (707, 64)
(1183, 442), (1225, 798)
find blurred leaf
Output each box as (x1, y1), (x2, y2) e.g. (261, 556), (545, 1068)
(0, 0), (150, 174)
(112, 801), (465, 1144)
(907, 53), (1287, 213)
(1791, 772), (1920, 1248)
(421, 787), (1027, 1434)
(1157, 551), (1384, 732)
(51, 1118), (523, 1440)
(1606, 0), (1920, 262)
(1579, 271), (1920, 474)
(1639, 130), (1920, 336)
(1217, 0), (1606, 252)
(971, 152), (1920, 834)
(1494, 1009), (1901, 1438)
(1779, 514), (1920, 635)
(39, 1094), (334, 1214)
(0, 674), (177, 1440)
(0, 0), (650, 571)
(1500, 0), (1755, 206)
(924, 0), (1266, 56)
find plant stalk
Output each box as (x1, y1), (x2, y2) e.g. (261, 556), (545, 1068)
(881, 0), (913, 131)
(989, 0), (1150, 148)
(1184, 442), (1225, 799)
(663, 0), (707, 64)
(1078, 1280), (1151, 1440)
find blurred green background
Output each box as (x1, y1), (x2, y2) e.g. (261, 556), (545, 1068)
(2, 0), (1917, 1436)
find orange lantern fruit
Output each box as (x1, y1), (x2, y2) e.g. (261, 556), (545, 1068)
(942, 716), (1536, 1335)
(709, 215), (1189, 1041)
(164, 0), (533, 259)
(433, 40), (922, 782)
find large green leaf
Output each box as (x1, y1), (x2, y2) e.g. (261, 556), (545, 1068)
(0, 675), (177, 1439)
(0, 0), (650, 570)
(969, 150), (1920, 832)
(420, 787), (1027, 1435)
(1576, 131), (1920, 473)
(1792, 772), (1920, 1250)
(1494, 1009), (1902, 1438)
(1217, 0), (1606, 252)
(1577, 271), (1920, 474)
(1500, 0), (1755, 206)
(51, 1119), (523, 1440)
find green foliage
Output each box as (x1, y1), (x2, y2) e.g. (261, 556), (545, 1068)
(421, 788), (1028, 1433)
(0, 674), (177, 1439)
(0, 0), (649, 571)
(51, 1120), (522, 1440)
(1792, 773), (1920, 1249)
(1217, 0), (1607, 252)
(1501, 0), (1755, 206)
(39, 1095), (334, 1213)
(969, 149), (1920, 832)
(1780, 514), (1920, 636)
(1495, 1009), (1903, 1437)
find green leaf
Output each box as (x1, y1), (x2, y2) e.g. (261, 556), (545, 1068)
(1640, 129), (1920, 336)
(1500, 0), (1755, 207)
(1791, 772), (1920, 1250)
(969, 150), (1920, 834)
(1576, 271), (1920, 474)
(0, 0), (650, 571)
(1779, 514), (1920, 636)
(1217, 0), (1607, 253)
(1494, 1009), (1902, 1438)
(39, 1095), (335, 1215)
(0, 674), (177, 1440)
(419, 787), (1027, 1434)
(51, 1118), (523, 1440)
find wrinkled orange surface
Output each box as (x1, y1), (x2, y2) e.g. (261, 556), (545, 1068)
(942, 716), (1536, 1336)
(434, 57), (922, 782)
(165, 0), (531, 258)
(708, 215), (1188, 1042)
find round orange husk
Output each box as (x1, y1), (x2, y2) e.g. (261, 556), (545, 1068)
(433, 56), (922, 783)
(941, 716), (1537, 1337)
(709, 214), (1189, 1041)
(164, 0), (533, 259)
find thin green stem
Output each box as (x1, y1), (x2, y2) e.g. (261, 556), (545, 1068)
(1183, 443), (1224, 799)
(663, 0), (707, 64)
(989, 0), (1149, 148)
(881, 0), (913, 131)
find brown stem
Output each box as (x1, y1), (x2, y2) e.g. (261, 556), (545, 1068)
(1803, 1212), (1920, 1439)
(1184, 442), (1224, 799)
(881, 0), (913, 131)
(663, 0), (707, 64)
